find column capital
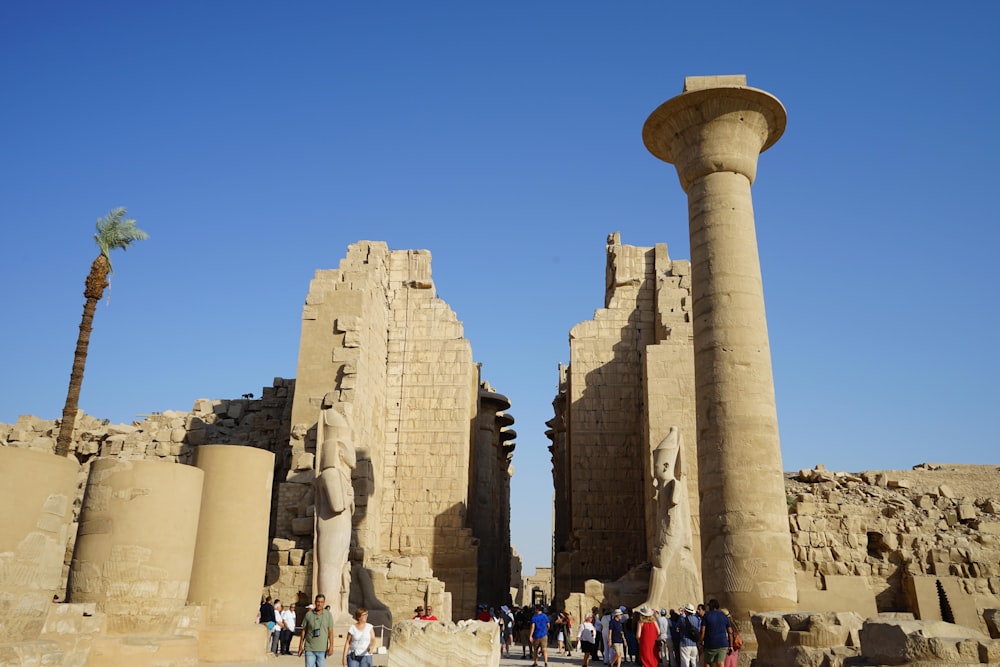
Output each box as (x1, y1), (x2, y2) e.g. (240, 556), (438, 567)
(643, 76), (786, 192)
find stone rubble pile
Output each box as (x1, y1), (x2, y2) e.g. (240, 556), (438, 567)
(789, 464), (1000, 607)
(752, 611), (1000, 667)
(0, 378), (293, 463)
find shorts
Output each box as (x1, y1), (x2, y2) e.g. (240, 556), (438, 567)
(704, 647), (728, 663)
(612, 642), (624, 657)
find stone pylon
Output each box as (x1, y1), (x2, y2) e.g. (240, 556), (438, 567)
(642, 76), (797, 622)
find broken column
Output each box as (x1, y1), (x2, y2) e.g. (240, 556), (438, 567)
(642, 76), (797, 621)
(187, 444), (274, 662)
(67, 458), (204, 634)
(0, 447), (79, 643)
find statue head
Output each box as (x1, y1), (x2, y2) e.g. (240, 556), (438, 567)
(652, 426), (682, 486)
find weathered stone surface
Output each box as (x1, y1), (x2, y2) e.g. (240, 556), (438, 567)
(788, 464), (1000, 637)
(752, 611), (863, 667)
(388, 619), (499, 667)
(0, 447), (80, 643)
(986, 608), (1000, 639)
(551, 233), (698, 609)
(282, 241), (511, 621)
(68, 459), (204, 636)
(859, 618), (989, 665)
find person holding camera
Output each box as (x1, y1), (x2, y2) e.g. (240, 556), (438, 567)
(298, 594), (334, 666)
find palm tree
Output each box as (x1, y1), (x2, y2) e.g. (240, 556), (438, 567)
(55, 208), (148, 457)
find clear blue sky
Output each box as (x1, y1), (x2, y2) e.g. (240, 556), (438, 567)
(2, 2), (998, 576)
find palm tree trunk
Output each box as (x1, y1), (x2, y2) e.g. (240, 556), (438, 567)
(55, 256), (110, 457)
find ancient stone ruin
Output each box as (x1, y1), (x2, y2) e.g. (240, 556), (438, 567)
(1, 76), (998, 666)
(1, 242), (516, 665)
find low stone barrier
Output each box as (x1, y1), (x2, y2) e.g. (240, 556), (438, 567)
(388, 619), (499, 667)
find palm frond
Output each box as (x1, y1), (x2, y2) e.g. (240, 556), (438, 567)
(93, 207), (149, 272)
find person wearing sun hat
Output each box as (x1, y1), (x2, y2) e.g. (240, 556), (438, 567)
(633, 604), (658, 667)
(678, 603), (700, 667)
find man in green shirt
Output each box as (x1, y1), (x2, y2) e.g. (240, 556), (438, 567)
(297, 594), (334, 666)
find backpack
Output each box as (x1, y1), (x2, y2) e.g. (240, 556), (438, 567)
(733, 629), (743, 651)
(684, 617), (699, 641)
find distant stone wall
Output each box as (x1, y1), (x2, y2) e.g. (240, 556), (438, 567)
(0, 379), (293, 464)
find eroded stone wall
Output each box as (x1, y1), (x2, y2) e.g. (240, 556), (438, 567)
(790, 463), (1000, 627)
(551, 232), (696, 605)
(280, 241), (510, 622)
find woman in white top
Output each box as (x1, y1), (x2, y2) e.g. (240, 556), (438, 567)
(577, 613), (598, 667)
(342, 607), (375, 667)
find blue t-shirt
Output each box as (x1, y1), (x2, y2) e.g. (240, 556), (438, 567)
(531, 612), (549, 639)
(609, 617), (625, 644)
(700, 609), (731, 650)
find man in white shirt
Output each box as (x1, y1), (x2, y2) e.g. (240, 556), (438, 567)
(279, 602), (297, 655)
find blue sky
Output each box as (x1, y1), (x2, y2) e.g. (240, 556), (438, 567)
(2, 2), (998, 576)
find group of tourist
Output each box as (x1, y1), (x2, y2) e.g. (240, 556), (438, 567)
(256, 593), (739, 667)
(257, 595), (297, 656)
(259, 593), (377, 667)
(569, 599), (742, 667)
(534, 598), (743, 667)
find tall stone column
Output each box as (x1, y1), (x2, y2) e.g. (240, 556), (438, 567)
(642, 76), (797, 621)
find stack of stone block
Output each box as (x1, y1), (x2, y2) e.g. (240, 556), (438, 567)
(0, 377), (293, 464)
(266, 537), (309, 607)
(789, 464), (1000, 630)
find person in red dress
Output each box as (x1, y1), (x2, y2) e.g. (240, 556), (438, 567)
(634, 604), (659, 667)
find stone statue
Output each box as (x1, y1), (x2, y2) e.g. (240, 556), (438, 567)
(644, 426), (701, 609)
(315, 402), (356, 615)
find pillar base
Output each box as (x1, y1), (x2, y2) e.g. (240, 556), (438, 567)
(197, 624), (270, 663)
(86, 634), (199, 667)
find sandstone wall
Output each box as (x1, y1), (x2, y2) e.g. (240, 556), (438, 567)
(551, 232), (696, 605)
(279, 241), (510, 622)
(643, 252), (699, 569)
(790, 463), (1000, 629)
(472, 384), (515, 607)
(555, 235), (658, 595)
(384, 248), (480, 619)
